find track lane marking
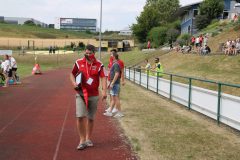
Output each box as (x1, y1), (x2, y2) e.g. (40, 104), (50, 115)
(53, 100), (71, 160)
(0, 95), (41, 135)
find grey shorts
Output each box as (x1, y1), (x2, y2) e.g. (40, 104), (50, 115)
(76, 94), (99, 120)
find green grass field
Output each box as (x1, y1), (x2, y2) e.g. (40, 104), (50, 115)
(1, 22), (239, 160)
(0, 23), (94, 39)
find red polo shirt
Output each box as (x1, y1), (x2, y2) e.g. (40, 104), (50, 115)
(72, 57), (107, 96)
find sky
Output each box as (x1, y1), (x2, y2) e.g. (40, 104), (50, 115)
(0, 0), (201, 31)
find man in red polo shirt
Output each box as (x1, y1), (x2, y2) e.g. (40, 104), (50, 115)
(70, 44), (107, 150)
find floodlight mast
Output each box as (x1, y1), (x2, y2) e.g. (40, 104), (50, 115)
(98, 0), (103, 60)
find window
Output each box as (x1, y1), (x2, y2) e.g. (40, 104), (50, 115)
(193, 9), (198, 18)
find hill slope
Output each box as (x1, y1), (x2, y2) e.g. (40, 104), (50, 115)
(0, 23), (94, 39)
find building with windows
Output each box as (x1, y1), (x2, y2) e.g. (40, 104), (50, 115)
(118, 27), (132, 36)
(55, 18), (97, 32)
(178, 0), (240, 35)
(1, 16), (48, 27)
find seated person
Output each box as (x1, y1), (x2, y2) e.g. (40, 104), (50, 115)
(235, 42), (240, 54)
(0, 60), (5, 85)
(181, 45), (192, 53)
(201, 45), (211, 55)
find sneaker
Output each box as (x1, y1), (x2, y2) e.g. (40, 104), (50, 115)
(103, 111), (113, 117)
(85, 140), (93, 147)
(77, 143), (87, 150)
(113, 112), (124, 118)
(112, 107), (119, 114)
(105, 107), (111, 112)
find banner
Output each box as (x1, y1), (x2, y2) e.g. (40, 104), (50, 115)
(0, 50), (12, 55)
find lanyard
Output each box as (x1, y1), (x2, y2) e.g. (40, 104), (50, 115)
(85, 61), (93, 78)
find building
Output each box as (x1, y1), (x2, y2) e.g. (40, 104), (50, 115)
(1, 16), (48, 27)
(55, 18), (97, 32)
(178, 0), (240, 35)
(118, 27), (132, 36)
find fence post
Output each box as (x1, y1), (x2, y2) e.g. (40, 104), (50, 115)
(169, 74), (173, 100)
(147, 70), (149, 90)
(139, 68), (142, 86)
(188, 78), (192, 110)
(134, 68), (136, 83)
(217, 83), (222, 125)
(128, 67), (131, 80)
(156, 72), (159, 94)
(124, 67), (126, 79)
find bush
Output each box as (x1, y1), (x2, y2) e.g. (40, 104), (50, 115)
(196, 15), (210, 30)
(211, 31), (219, 37)
(176, 39), (185, 47)
(178, 33), (191, 45)
(147, 26), (167, 48)
(233, 24), (240, 31)
(166, 28), (180, 43)
(204, 19), (219, 31)
(138, 43), (146, 50)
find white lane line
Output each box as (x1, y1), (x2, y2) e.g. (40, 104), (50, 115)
(53, 101), (71, 160)
(0, 96), (41, 135)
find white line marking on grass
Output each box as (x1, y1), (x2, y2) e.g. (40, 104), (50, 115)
(0, 96), (41, 135)
(53, 101), (71, 160)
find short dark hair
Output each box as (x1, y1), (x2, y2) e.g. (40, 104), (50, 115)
(86, 44), (95, 53)
(112, 51), (119, 60)
(110, 49), (117, 53)
(155, 57), (159, 61)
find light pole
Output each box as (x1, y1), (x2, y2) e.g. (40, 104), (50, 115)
(98, 0), (102, 60)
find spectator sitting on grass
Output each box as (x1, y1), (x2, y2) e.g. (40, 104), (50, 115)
(201, 45), (211, 55)
(235, 40), (240, 54)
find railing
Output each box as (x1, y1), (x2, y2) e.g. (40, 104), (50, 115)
(125, 67), (240, 131)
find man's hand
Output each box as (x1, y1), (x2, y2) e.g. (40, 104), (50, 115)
(110, 83), (114, 89)
(121, 81), (125, 86)
(72, 82), (78, 89)
(102, 91), (107, 101)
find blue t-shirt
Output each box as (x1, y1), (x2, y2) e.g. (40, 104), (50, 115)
(110, 62), (121, 84)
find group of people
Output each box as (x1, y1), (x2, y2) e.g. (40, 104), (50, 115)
(0, 54), (19, 87)
(191, 34), (211, 55)
(144, 57), (164, 77)
(175, 34), (211, 55)
(70, 44), (125, 150)
(49, 46), (56, 54)
(223, 38), (240, 56)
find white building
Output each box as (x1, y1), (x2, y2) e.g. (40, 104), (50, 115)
(2, 16), (48, 27)
(55, 17), (97, 32)
(118, 27), (132, 36)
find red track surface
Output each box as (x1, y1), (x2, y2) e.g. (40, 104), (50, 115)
(0, 69), (137, 160)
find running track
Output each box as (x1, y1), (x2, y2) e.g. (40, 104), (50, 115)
(0, 69), (137, 160)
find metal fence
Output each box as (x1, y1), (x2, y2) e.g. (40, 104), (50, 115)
(125, 67), (240, 131)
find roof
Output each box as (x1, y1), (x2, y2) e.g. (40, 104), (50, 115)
(176, 0), (203, 16)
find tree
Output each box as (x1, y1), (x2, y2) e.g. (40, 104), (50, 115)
(147, 26), (168, 47)
(195, 14), (210, 30)
(132, 0), (179, 43)
(24, 20), (36, 26)
(199, 0), (224, 20)
(146, 0), (180, 24)
(132, 5), (160, 43)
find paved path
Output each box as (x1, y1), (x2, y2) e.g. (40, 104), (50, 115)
(0, 69), (137, 160)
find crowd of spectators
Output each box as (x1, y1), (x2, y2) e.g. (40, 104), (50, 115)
(223, 38), (240, 56)
(175, 34), (211, 55)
